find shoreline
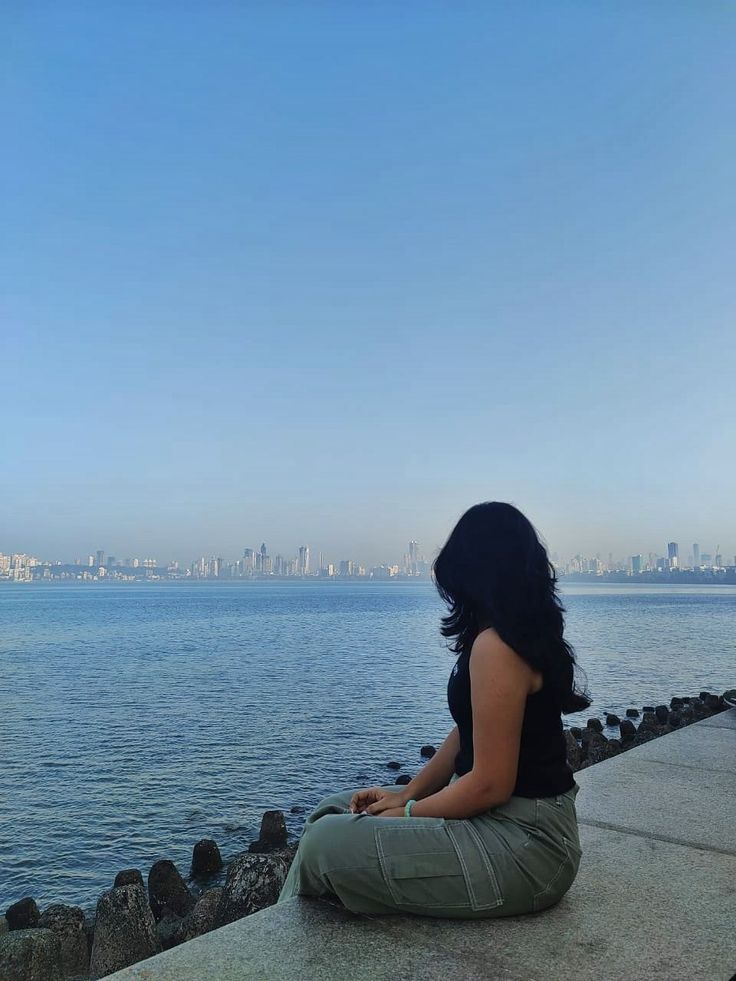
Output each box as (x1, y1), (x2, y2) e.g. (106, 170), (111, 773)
(3, 577), (736, 587)
(1, 687), (732, 980)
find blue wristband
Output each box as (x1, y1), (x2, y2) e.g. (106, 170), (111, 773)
(404, 799), (417, 817)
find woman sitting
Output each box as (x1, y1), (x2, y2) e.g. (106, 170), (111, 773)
(278, 501), (590, 918)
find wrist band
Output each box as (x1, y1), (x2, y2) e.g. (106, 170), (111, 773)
(404, 799), (417, 817)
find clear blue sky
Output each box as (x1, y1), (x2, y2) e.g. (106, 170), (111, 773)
(2, 2), (735, 566)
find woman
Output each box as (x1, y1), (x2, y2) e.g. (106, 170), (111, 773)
(278, 501), (591, 918)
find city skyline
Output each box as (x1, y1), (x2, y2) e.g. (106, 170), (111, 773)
(2, 533), (734, 584)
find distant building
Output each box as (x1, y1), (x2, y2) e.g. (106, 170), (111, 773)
(693, 543), (700, 567)
(631, 554), (642, 575)
(667, 542), (679, 569)
(298, 545), (310, 576)
(96, 549), (105, 567)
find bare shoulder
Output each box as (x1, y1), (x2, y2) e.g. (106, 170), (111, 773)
(471, 627), (519, 660)
(470, 628), (536, 683)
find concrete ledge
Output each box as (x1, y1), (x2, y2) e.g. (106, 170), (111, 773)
(109, 710), (736, 981)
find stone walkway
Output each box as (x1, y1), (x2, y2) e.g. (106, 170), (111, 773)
(110, 709), (736, 981)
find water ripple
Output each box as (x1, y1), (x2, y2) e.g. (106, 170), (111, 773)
(0, 579), (733, 911)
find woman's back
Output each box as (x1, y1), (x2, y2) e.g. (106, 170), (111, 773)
(447, 648), (575, 798)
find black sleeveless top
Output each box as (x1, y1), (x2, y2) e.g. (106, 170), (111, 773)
(447, 647), (574, 798)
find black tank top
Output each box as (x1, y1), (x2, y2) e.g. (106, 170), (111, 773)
(447, 647), (574, 798)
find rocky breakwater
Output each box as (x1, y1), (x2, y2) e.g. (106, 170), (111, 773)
(2, 689), (732, 980)
(561, 690), (731, 773)
(0, 812), (297, 981)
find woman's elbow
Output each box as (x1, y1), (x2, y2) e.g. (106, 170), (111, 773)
(468, 771), (514, 810)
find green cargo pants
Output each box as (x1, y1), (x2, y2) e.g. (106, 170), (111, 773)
(278, 780), (582, 918)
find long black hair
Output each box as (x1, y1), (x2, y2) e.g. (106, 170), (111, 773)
(432, 501), (591, 714)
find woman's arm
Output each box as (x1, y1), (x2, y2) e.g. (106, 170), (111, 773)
(408, 630), (532, 819)
(402, 725), (460, 801)
(357, 727), (460, 815)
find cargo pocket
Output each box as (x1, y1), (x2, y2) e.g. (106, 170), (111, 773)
(375, 821), (502, 912)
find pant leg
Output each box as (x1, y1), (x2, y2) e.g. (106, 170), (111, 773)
(279, 785), (400, 913)
(278, 786), (504, 918)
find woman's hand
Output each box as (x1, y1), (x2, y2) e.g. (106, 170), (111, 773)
(349, 787), (409, 815)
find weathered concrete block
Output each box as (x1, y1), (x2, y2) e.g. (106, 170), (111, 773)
(175, 887), (225, 943)
(619, 719), (636, 741)
(638, 711), (658, 732)
(586, 736), (615, 766)
(564, 729), (583, 771)
(5, 897), (40, 931)
(0, 928), (61, 981)
(690, 698), (712, 721)
(114, 869), (144, 889)
(192, 839), (223, 875)
(156, 910), (184, 951)
(219, 852), (291, 925)
(654, 705), (669, 723)
(89, 883), (160, 979)
(248, 811), (288, 853)
(148, 860), (195, 920)
(38, 903), (89, 977)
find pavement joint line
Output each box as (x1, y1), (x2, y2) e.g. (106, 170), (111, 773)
(576, 817), (736, 857)
(614, 756), (736, 776)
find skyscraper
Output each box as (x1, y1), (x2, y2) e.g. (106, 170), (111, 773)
(667, 542), (679, 569)
(298, 545), (310, 576)
(408, 540), (419, 575)
(631, 555), (642, 575)
(692, 543), (700, 568)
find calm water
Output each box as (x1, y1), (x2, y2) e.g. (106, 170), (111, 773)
(1, 580), (734, 911)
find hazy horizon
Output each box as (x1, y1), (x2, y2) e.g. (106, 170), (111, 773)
(2, 516), (732, 572)
(3, 4), (735, 566)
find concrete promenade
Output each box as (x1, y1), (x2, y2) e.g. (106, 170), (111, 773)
(110, 709), (736, 981)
